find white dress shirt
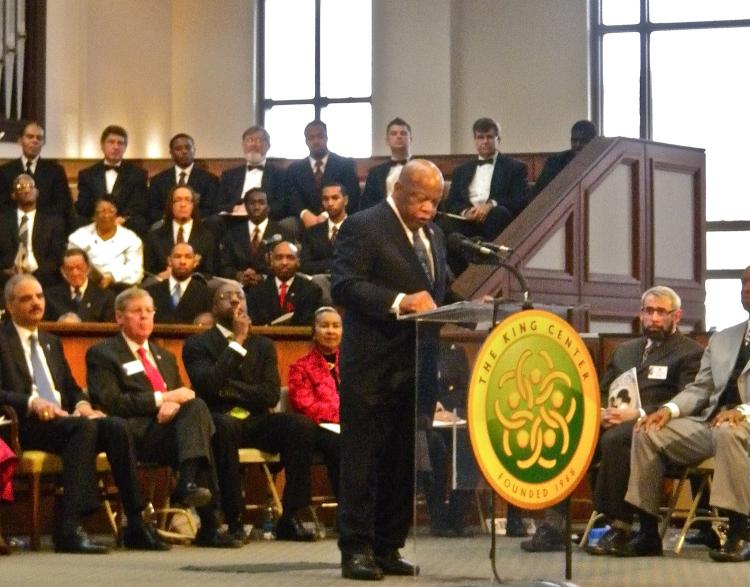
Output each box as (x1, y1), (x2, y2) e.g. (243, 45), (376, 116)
(68, 224), (144, 285)
(467, 155), (496, 207)
(16, 207), (39, 273)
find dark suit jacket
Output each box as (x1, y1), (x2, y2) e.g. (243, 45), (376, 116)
(147, 165), (220, 224)
(76, 161), (148, 232)
(43, 282), (115, 322)
(245, 275), (322, 326)
(146, 278), (212, 324)
(532, 149), (576, 198)
(0, 208), (65, 287)
(183, 327), (280, 416)
(299, 221), (334, 275)
(285, 152), (361, 216)
(330, 201), (450, 406)
(359, 161), (391, 211)
(217, 162), (288, 221)
(599, 333), (704, 415)
(219, 219), (294, 279)
(445, 154), (529, 223)
(86, 334), (183, 437)
(0, 158), (75, 230)
(144, 222), (217, 277)
(0, 320), (84, 423)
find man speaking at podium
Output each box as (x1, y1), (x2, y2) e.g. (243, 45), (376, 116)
(331, 159), (450, 581)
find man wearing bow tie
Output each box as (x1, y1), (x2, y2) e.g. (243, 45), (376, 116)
(360, 118), (413, 211)
(0, 275), (168, 553)
(216, 126), (287, 222)
(622, 267), (750, 562)
(75, 125), (148, 236)
(332, 159), (451, 580)
(147, 133), (220, 224)
(443, 117), (528, 272)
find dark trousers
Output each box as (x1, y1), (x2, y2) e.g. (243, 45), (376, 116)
(338, 391), (415, 556)
(215, 411), (316, 524)
(593, 420), (637, 523)
(315, 426), (340, 500)
(21, 415), (146, 534)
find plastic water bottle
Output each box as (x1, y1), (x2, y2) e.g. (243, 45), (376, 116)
(262, 505), (275, 540)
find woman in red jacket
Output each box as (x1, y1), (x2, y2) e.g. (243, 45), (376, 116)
(288, 306), (341, 498)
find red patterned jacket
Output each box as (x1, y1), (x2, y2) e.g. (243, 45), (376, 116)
(288, 346), (340, 424)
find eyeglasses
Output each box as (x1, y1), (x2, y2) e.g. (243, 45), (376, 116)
(640, 306), (675, 317)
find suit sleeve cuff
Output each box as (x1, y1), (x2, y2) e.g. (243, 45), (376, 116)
(664, 402), (680, 418)
(639, 408), (646, 418)
(154, 392), (163, 408)
(229, 341), (247, 357)
(736, 404), (750, 417)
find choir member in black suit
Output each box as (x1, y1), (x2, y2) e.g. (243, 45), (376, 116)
(147, 133), (219, 224)
(216, 126), (288, 221)
(219, 188), (294, 287)
(0, 275), (168, 553)
(75, 125), (149, 236)
(360, 117), (413, 211)
(331, 160), (451, 580)
(285, 120), (361, 228)
(245, 240), (323, 326)
(144, 185), (217, 278)
(299, 182), (348, 276)
(146, 243), (212, 324)
(0, 174), (65, 290)
(43, 248), (115, 322)
(442, 117), (529, 274)
(86, 287), (242, 548)
(0, 121), (75, 231)
(182, 281), (318, 542)
(532, 120), (597, 198)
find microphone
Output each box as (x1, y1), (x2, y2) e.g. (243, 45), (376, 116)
(470, 237), (513, 255)
(447, 233), (511, 260)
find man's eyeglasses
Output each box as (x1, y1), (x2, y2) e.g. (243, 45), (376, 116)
(640, 306), (675, 317)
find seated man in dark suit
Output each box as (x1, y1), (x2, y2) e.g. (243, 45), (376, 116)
(285, 120), (361, 229)
(144, 185), (216, 278)
(0, 174), (65, 290)
(43, 248), (115, 323)
(0, 121), (75, 232)
(146, 243), (212, 324)
(0, 275), (168, 553)
(85, 287), (241, 548)
(147, 133), (219, 224)
(360, 117), (413, 211)
(219, 188), (294, 288)
(300, 181), (348, 276)
(443, 117), (528, 272)
(532, 120), (597, 198)
(216, 126), (287, 221)
(75, 125), (148, 236)
(245, 240), (323, 326)
(183, 281), (319, 541)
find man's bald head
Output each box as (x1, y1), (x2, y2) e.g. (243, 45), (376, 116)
(392, 159), (444, 231)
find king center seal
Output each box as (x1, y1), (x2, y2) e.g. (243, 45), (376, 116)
(468, 309), (599, 510)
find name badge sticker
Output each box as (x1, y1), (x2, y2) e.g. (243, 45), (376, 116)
(123, 360), (145, 376)
(648, 365), (668, 380)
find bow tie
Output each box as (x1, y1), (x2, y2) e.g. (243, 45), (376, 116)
(389, 159), (408, 167)
(104, 164), (120, 173)
(477, 159), (494, 166)
(247, 164), (264, 171)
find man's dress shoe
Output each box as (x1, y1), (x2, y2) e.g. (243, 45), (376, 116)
(54, 527), (110, 554)
(373, 550), (419, 576)
(275, 516), (318, 541)
(709, 537), (750, 562)
(170, 482), (212, 508)
(123, 521), (171, 551)
(341, 553), (384, 581)
(193, 528), (244, 548)
(520, 523), (565, 552)
(612, 532), (663, 557)
(586, 527), (629, 555)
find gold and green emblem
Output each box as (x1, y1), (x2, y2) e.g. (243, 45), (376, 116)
(468, 310), (599, 510)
